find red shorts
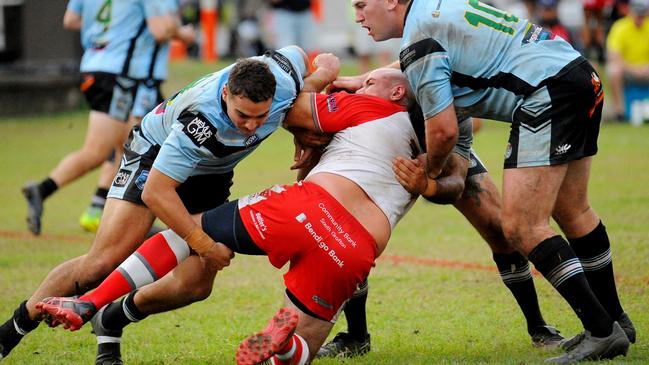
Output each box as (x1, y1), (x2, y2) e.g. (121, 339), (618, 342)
(238, 181), (377, 322)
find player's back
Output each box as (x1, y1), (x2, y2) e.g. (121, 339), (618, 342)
(401, 0), (582, 121)
(76, 0), (149, 75)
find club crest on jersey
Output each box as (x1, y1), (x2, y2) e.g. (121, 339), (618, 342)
(186, 117), (213, 145)
(326, 94), (338, 112)
(135, 170), (149, 190)
(113, 169), (132, 187)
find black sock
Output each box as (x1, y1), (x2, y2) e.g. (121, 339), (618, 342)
(91, 188), (110, 209)
(0, 301), (40, 357)
(38, 177), (58, 200)
(101, 291), (147, 332)
(569, 221), (624, 320)
(528, 236), (613, 337)
(493, 252), (546, 334)
(344, 279), (369, 341)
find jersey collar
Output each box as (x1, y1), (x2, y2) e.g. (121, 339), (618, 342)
(403, 0), (415, 26)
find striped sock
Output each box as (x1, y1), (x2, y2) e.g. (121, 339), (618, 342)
(528, 235), (613, 337)
(80, 230), (190, 309)
(569, 221), (624, 320)
(271, 334), (309, 365)
(493, 252), (546, 332)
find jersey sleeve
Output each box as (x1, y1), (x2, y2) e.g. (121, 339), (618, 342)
(276, 46), (309, 79)
(67, 0), (82, 13)
(152, 112), (215, 183)
(400, 38), (454, 120)
(312, 92), (407, 133)
(143, 0), (177, 19)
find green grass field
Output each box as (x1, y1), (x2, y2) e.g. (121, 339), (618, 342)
(0, 60), (647, 364)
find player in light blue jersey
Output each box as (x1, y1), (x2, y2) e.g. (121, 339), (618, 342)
(21, 0), (194, 236)
(0, 46), (339, 363)
(344, 0), (634, 363)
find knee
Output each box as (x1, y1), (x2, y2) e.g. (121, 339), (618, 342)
(77, 256), (123, 289)
(179, 277), (213, 302)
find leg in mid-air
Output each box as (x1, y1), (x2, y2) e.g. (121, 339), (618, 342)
(237, 294), (334, 365)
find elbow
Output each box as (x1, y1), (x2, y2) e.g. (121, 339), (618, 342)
(141, 186), (157, 208)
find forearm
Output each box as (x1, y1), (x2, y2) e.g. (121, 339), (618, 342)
(422, 152), (467, 204)
(422, 174), (465, 205)
(303, 67), (338, 93)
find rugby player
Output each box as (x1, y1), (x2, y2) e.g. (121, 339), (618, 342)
(23, 0), (193, 235)
(0, 46), (339, 363)
(347, 0), (635, 362)
(38, 67), (462, 365)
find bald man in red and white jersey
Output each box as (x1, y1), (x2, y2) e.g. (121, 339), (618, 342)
(37, 67), (440, 365)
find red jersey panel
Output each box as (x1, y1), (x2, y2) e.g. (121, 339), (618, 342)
(312, 92), (407, 133)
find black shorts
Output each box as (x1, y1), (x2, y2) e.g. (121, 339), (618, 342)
(107, 126), (233, 214)
(80, 72), (137, 122)
(505, 57), (603, 168)
(467, 149), (487, 178)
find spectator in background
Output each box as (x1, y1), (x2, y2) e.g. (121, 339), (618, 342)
(268, 0), (317, 54)
(606, 0), (649, 121)
(538, 0), (574, 44)
(581, 0), (609, 63)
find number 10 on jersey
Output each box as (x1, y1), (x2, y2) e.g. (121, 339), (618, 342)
(464, 0), (519, 35)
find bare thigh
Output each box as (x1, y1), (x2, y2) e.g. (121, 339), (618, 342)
(552, 156), (600, 238)
(501, 164), (568, 255)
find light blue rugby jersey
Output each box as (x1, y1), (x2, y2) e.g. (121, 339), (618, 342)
(399, 0), (582, 122)
(67, 0), (173, 77)
(139, 46), (308, 183)
(128, 0), (178, 81)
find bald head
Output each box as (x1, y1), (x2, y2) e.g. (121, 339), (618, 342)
(356, 68), (414, 108)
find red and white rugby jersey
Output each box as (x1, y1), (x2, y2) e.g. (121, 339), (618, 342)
(306, 92), (421, 228)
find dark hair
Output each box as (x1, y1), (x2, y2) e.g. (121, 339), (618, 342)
(227, 59), (276, 102)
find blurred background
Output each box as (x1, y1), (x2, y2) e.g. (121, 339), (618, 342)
(0, 0), (646, 121)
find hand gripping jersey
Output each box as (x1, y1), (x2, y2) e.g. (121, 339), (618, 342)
(67, 0), (177, 80)
(306, 92), (421, 229)
(137, 47), (307, 183)
(399, 0), (583, 122)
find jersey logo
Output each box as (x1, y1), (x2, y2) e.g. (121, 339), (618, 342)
(326, 94), (338, 112)
(178, 111), (270, 157)
(186, 117), (214, 145)
(399, 38), (446, 72)
(135, 170), (149, 190)
(522, 24), (555, 44)
(113, 169), (132, 187)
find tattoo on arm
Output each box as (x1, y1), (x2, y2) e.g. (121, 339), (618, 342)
(423, 154), (466, 204)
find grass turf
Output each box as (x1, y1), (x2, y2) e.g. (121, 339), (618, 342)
(0, 60), (647, 364)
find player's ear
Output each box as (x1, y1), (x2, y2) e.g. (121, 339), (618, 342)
(392, 85), (405, 102)
(222, 84), (229, 100)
